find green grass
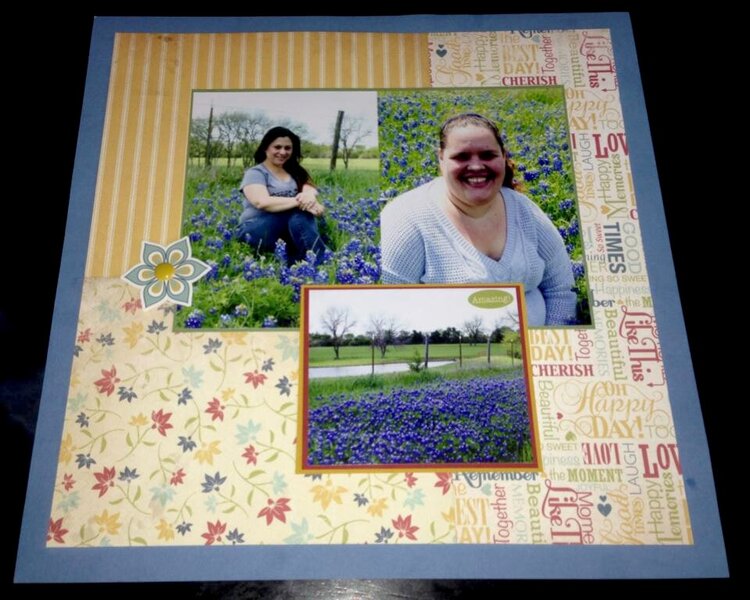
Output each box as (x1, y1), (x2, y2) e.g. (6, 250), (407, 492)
(308, 342), (516, 366)
(308, 365), (524, 408)
(304, 157), (380, 171)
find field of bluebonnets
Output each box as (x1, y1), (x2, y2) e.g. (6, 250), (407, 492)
(177, 87), (588, 329)
(379, 88), (589, 325)
(176, 166), (381, 328)
(307, 373), (532, 465)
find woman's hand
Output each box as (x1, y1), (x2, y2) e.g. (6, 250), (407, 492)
(296, 185), (323, 215)
(307, 201), (325, 217)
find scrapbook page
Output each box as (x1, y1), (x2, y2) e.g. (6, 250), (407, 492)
(15, 13), (727, 581)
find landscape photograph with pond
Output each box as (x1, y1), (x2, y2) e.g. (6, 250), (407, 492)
(302, 285), (537, 469)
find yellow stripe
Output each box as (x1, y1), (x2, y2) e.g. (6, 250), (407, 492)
(348, 33), (358, 88)
(121, 35), (154, 275)
(86, 34), (121, 274)
(270, 32), (279, 89)
(318, 33), (327, 88)
(87, 32), (430, 276)
(160, 34), (185, 243)
(302, 32), (311, 88)
(103, 33), (137, 276)
(141, 36), (168, 252)
(335, 32), (343, 88)
(238, 33), (247, 89)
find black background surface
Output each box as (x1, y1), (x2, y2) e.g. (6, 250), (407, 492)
(2, 3), (737, 595)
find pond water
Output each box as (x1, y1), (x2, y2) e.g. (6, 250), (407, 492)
(309, 360), (454, 379)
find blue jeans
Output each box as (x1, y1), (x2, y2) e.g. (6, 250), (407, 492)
(236, 209), (326, 265)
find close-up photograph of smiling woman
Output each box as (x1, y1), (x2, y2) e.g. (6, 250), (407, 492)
(381, 111), (578, 327)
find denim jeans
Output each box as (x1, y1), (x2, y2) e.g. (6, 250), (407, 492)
(236, 208), (326, 265)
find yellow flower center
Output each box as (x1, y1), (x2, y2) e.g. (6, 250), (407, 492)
(154, 262), (176, 280)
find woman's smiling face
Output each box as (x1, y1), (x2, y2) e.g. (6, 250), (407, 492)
(265, 136), (293, 167)
(438, 124), (506, 213)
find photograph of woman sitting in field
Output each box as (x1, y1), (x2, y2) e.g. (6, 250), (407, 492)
(175, 91), (380, 329)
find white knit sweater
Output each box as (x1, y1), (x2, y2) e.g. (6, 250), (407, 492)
(380, 178), (576, 326)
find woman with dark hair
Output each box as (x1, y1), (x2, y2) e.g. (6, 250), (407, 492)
(381, 113), (576, 326)
(237, 126), (327, 265)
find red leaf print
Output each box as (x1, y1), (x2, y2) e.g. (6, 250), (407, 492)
(62, 473), (75, 491)
(151, 409), (173, 436)
(434, 473), (452, 495)
(77, 328), (92, 343)
(92, 466), (116, 497)
(94, 366), (120, 396)
(205, 398), (225, 422)
(243, 370), (267, 389)
(242, 445), (258, 465)
(170, 468), (186, 486)
(122, 297), (142, 314)
(47, 518), (69, 544)
(404, 473), (417, 488)
(257, 497), (291, 525)
(392, 514), (419, 540)
(201, 520), (227, 545)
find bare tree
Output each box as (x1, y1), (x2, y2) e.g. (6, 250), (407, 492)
(215, 112), (250, 167)
(320, 307), (356, 360)
(462, 316), (485, 345)
(236, 112), (271, 167)
(368, 315), (400, 358)
(337, 114), (372, 169)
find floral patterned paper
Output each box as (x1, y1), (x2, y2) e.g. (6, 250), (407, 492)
(49, 280), (454, 547)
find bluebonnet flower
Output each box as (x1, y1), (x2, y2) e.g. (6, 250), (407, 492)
(263, 316), (278, 328)
(274, 239), (288, 264)
(184, 310), (206, 329)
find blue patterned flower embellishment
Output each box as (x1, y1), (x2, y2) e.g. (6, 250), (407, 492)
(123, 237), (209, 309)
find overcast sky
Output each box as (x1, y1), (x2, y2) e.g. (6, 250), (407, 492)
(307, 287), (520, 336)
(192, 90), (378, 146)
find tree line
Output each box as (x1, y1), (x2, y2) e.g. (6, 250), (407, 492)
(190, 109), (376, 168)
(312, 307), (519, 360)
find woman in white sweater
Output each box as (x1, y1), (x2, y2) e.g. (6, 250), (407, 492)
(380, 113), (575, 326)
